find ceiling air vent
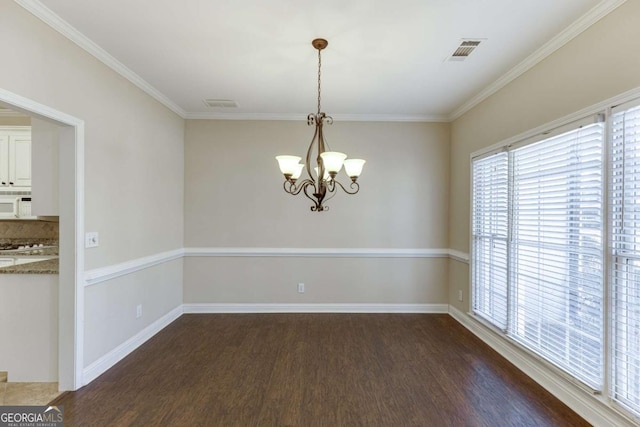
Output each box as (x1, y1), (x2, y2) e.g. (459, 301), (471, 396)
(203, 99), (238, 108)
(448, 40), (482, 61)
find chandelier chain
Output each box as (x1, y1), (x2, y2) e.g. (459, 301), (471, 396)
(317, 48), (322, 115)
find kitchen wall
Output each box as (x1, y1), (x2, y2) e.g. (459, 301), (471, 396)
(448, 1), (640, 310)
(0, 116), (30, 126)
(184, 120), (450, 305)
(0, 219), (58, 241)
(0, 2), (184, 379)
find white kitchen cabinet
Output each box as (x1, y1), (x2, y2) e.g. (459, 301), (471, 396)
(0, 127), (31, 189)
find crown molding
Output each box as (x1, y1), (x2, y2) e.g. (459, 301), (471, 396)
(16, 0), (626, 124)
(448, 0), (628, 121)
(184, 112), (449, 123)
(15, 0), (187, 118)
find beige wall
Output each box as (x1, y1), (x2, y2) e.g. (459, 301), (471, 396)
(448, 0), (640, 311)
(84, 259), (183, 365)
(0, 2), (184, 267)
(0, 2), (184, 373)
(184, 120), (450, 303)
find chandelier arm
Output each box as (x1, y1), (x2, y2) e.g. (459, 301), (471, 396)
(303, 182), (322, 211)
(284, 179), (314, 196)
(333, 179), (360, 195)
(322, 183), (338, 205)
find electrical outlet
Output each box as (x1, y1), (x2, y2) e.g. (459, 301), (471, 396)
(298, 283), (305, 293)
(136, 304), (142, 319)
(458, 290), (463, 302)
(85, 232), (99, 248)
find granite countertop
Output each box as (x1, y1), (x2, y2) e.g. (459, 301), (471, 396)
(0, 257), (59, 274)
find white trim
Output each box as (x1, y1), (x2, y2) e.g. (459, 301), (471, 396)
(84, 247), (466, 287)
(448, 249), (469, 263)
(184, 303), (448, 314)
(84, 248), (184, 286)
(14, 0), (187, 119)
(449, 0), (627, 121)
(0, 88), (85, 391)
(82, 305), (183, 385)
(184, 112), (449, 123)
(184, 247), (453, 258)
(448, 306), (638, 427)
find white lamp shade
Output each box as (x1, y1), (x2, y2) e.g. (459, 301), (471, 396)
(276, 155), (302, 175)
(344, 159), (366, 177)
(320, 151), (347, 173)
(291, 163), (304, 180)
(314, 166), (331, 181)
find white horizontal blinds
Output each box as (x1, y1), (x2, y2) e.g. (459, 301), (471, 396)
(610, 104), (640, 416)
(472, 152), (509, 329)
(510, 123), (604, 388)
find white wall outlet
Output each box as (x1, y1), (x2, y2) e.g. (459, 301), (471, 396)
(136, 304), (142, 319)
(85, 232), (99, 248)
(298, 283), (305, 293)
(458, 290), (463, 302)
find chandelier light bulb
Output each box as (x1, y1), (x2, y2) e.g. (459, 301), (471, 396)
(275, 155), (302, 176)
(291, 163), (304, 180)
(344, 159), (366, 179)
(314, 166), (332, 181)
(319, 151), (347, 174)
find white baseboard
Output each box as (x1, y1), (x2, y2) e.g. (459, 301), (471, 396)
(448, 306), (637, 427)
(183, 303), (449, 314)
(82, 305), (183, 385)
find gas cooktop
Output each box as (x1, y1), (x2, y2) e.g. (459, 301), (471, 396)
(0, 243), (52, 253)
(0, 244), (22, 251)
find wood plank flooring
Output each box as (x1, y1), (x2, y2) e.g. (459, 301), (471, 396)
(52, 314), (589, 426)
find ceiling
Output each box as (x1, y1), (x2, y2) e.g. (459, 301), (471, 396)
(22, 0), (622, 121)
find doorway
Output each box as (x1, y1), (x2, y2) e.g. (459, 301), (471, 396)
(0, 88), (84, 391)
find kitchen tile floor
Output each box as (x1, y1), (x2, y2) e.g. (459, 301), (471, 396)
(0, 374), (61, 406)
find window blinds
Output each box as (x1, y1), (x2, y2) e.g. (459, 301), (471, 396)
(511, 124), (604, 388)
(610, 104), (640, 415)
(472, 152), (509, 329)
(471, 121), (604, 390)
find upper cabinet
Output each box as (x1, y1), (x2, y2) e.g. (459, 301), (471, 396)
(0, 128), (31, 189)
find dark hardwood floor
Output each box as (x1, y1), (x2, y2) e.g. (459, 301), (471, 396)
(52, 314), (589, 426)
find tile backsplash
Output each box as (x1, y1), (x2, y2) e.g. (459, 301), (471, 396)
(0, 191), (31, 196)
(0, 219), (59, 242)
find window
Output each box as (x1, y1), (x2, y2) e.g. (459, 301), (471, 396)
(611, 103), (640, 414)
(472, 120), (604, 388)
(473, 101), (640, 418)
(472, 152), (509, 330)
(510, 124), (604, 388)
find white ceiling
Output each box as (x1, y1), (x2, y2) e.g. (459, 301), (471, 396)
(23, 0), (621, 121)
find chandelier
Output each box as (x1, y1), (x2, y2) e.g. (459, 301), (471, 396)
(276, 38), (365, 212)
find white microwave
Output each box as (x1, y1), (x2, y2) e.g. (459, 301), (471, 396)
(0, 196), (19, 218)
